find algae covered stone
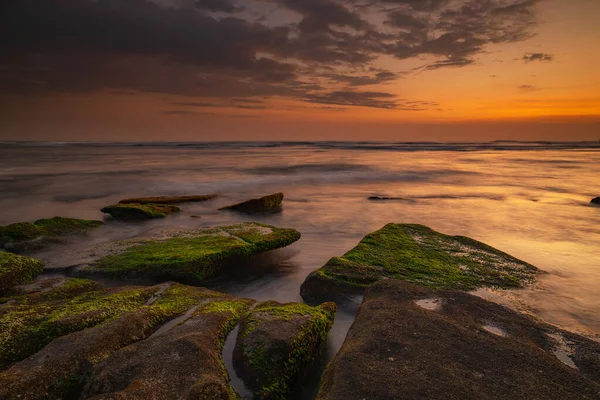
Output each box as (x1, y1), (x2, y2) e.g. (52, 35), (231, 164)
(220, 192), (284, 214)
(0, 252), (44, 295)
(78, 222), (301, 282)
(101, 203), (180, 220)
(316, 280), (600, 400)
(118, 194), (217, 204)
(234, 301), (336, 399)
(301, 223), (539, 302)
(0, 279), (157, 367)
(82, 298), (253, 399)
(0, 282), (237, 399)
(0, 217), (103, 251)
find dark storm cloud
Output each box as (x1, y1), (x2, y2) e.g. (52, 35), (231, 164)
(0, 0), (545, 109)
(522, 53), (554, 62)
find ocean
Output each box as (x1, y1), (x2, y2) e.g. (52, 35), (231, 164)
(1, 141), (599, 393)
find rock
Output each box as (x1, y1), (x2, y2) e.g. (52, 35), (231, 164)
(301, 223), (539, 303)
(83, 298), (253, 399)
(0, 278), (157, 368)
(0, 217), (103, 251)
(100, 203), (180, 220)
(367, 196), (404, 201)
(233, 301), (336, 399)
(76, 222), (301, 282)
(317, 280), (600, 400)
(118, 194), (217, 204)
(591, 197), (600, 205)
(219, 193), (284, 214)
(0, 252), (44, 295)
(0, 282), (237, 399)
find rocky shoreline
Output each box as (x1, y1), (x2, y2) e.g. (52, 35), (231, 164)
(1, 193), (599, 399)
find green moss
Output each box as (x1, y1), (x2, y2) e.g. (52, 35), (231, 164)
(0, 217), (103, 248)
(309, 223), (538, 292)
(90, 223), (301, 281)
(0, 252), (44, 295)
(33, 217), (103, 236)
(0, 286), (156, 366)
(240, 302), (336, 399)
(101, 203), (180, 220)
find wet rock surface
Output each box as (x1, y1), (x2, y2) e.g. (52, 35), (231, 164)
(118, 194), (217, 204)
(301, 223), (539, 303)
(74, 222), (301, 282)
(0, 217), (103, 252)
(0, 252), (44, 295)
(101, 203), (181, 220)
(0, 280), (247, 400)
(317, 280), (600, 400)
(220, 193), (284, 214)
(234, 301), (336, 399)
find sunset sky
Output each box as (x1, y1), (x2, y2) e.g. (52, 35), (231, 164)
(1, 0), (599, 141)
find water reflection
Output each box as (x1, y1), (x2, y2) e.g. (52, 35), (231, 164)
(1, 143), (599, 343)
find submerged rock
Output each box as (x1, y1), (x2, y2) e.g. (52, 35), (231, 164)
(118, 194), (217, 204)
(0, 281), (241, 399)
(220, 192), (284, 214)
(0, 217), (103, 252)
(591, 197), (600, 205)
(234, 301), (336, 399)
(301, 223), (539, 302)
(100, 203), (180, 220)
(317, 280), (600, 400)
(0, 252), (44, 295)
(76, 222), (301, 282)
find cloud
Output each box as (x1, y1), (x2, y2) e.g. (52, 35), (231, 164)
(522, 53), (554, 62)
(518, 84), (541, 91)
(0, 0), (544, 109)
(305, 90), (439, 110)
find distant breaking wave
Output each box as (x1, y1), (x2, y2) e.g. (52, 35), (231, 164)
(1, 141), (600, 151)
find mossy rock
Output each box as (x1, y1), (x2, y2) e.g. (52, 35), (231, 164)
(0, 217), (103, 251)
(0, 282), (236, 399)
(119, 194), (217, 204)
(0, 280), (158, 368)
(591, 197), (600, 205)
(234, 301), (336, 399)
(301, 223), (540, 302)
(316, 280), (600, 400)
(79, 222), (301, 282)
(219, 192), (284, 214)
(101, 203), (180, 221)
(0, 253), (44, 296)
(82, 297), (253, 399)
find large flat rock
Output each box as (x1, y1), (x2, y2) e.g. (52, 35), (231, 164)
(317, 280), (600, 400)
(75, 222), (301, 282)
(301, 223), (539, 302)
(118, 194), (217, 204)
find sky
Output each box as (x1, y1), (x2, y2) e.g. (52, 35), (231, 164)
(1, 0), (599, 141)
